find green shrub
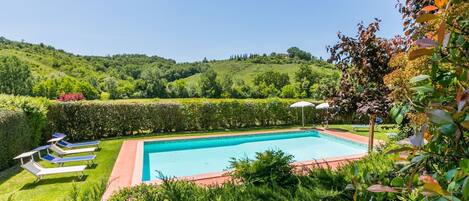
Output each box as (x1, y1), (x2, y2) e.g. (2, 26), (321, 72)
(63, 179), (107, 201)
(229, 150), (297, 188)
(109, 153), (397, 201)
(0, 109), (32, 170)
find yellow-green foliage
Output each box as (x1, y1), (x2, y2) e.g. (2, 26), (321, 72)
(0, 95), (50, 145)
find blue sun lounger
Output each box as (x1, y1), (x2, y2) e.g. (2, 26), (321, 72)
(52, 133), (100, 148)
(42, 154), (96, 166)
(33, 145), (96, 166)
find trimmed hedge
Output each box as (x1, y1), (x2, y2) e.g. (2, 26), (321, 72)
(0, 94), (49, 146)
(0, 109), (33, 170)
(0, 95), (49, 170)
(47, 99), (369, 140)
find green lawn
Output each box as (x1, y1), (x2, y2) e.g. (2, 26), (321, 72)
(0, 124), (395, 201)
(326, 124), (398, 141)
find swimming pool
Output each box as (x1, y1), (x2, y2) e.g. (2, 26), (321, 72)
(142, 130), (367, 181)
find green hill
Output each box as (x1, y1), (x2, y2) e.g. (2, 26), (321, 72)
(0, 37), (339, 99)
(178, 60), (337, 88)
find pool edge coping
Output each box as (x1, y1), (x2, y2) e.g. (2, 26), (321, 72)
(102, 128), (382, 200)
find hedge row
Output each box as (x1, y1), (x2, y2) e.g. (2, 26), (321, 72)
(46, 99), (369, 141)
(0, 109), (33, 170)
(0, 95), (49, 170)
(0, 94), (49, 146)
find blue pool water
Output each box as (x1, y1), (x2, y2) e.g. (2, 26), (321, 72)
(142, 130), (366, 181)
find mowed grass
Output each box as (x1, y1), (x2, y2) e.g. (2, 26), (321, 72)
(0, 124), (395, 201)
(326, 124), (398, 141)
(0, 139), (123, 201)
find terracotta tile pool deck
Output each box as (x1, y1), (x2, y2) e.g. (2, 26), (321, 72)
(102, 128), (380, 200)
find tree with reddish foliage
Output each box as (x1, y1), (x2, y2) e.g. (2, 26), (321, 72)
(58, 93), (85, 102)
(327, 19), (403, 152)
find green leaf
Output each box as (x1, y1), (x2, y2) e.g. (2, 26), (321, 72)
(440, 196), (461, 201)
(391, 177), (404, 187)
(386, 146), (414, 154)
(411, 154), (426, 164)
(390, 106), (401, 119)
(410, 75), (431, 83)
(428, 109), (453, 125)
(460, 159), (469, 173)
(463, 177), (469, 200)
(439, 123), (457, 135)
(396, 113), (404, 124)
(445, 168), (458, 182)
(411, 85), (434, 93)
(415, 14), (438, 23)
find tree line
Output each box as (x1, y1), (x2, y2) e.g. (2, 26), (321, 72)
(0, 54), (338, 100)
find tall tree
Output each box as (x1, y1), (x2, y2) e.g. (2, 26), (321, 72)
(220, 74), (234, 98)
(198, 69), (221, 98)
(139, 68), (167, 98)
(253, 70), (290, 91)
(294, 64), (315, 97)
(0, 56), (33, 95)
(287, 47), (312, 61)
(328, 19), (403, 152)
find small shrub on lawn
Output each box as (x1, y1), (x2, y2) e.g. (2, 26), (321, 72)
(63, 179), (107, 201)
(229, 149), (297, 188)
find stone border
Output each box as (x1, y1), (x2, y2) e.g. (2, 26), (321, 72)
(102, 128), (377, 200)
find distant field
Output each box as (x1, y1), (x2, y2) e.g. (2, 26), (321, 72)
(177, 60), (338, 87)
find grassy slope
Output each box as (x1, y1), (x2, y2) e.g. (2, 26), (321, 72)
(178, 60), (338, 87)
(0, 49), (61, 77)
(327, 124), (398, 141)
(0, 40), (339, 89)
(0, 124), (392, 201)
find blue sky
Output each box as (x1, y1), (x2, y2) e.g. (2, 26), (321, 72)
(0, 0), (403, 62)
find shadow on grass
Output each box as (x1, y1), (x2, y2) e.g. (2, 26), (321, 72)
(20, 175), (88, 190)
(0, 165), (22, 185)
(87, 163), (98, 169)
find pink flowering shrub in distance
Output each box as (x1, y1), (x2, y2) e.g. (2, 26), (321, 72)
(57, 93), (85, 102)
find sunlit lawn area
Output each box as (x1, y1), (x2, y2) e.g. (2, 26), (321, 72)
(0, 124), (394, 201)
(326, 124), (398, 141)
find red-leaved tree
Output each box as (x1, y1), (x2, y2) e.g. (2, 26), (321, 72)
(328, 19), (403, 152)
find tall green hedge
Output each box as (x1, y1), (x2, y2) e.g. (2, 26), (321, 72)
(0, 109), (33, 170)
(0, 95), (49, 170)
(47, 99), (368, 141)
(0, 94), (49, 146)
